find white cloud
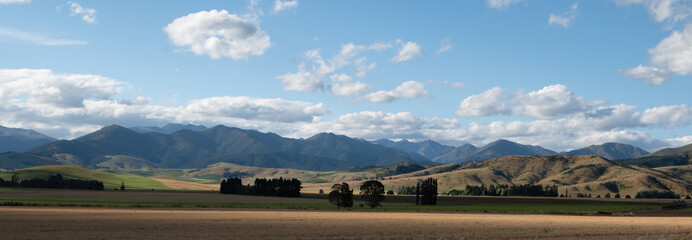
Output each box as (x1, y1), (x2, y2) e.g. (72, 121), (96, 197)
(549, 3), (578, 28)
(276, 65), (324, 92)
(391, 41), (422, 63)
(353, 57), (376, 78)
(511, 84), (589, 119)
(0, 0), (29, 4)
(615, 0), (692, 23)
(364, 81), (428, 103)
(621, 65), (670, 85)
(0, 69), (125, 108)
(640, 104), (692, 128)
(368, 42), (392, 51)
(455, 87), (510, 117)
(164, 9), (271, 60)
(68, 2), (96, 24)
(0, 28), (87, 46)
(437, 38), (452, 53)
(328, 74), (370, 97)
(487, 0), (522, 9)
(278, 41), (387, 92)
(273, 0), (298, 13)
(622, 24), (692, 85)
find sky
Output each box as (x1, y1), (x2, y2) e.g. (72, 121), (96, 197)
(0, 0), (691, 152)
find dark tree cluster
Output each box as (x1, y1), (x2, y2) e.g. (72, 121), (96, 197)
(416, 178), (437, 205)
(634, 190), (680, 199)
(397, 185), (417, 195)
(448, 184), (558, 197)
(219, 177), (301, 197)
(0, 174), (104, 190)
(328, 182), (353, 208)
(360, 180), (385, 208)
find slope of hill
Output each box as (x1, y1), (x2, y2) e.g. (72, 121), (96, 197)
(300, 155), (692, 197)
(130, 123), (207, 134)
(616, 143), (692, 168)
(436, 139), (556, 163)
(1, 125), (431, 171)
(0, 165), (170, 190)
(432, 143), (478, 163)
(372, 139), (455, 160)
(0, 125), (56, 153)
(561, 142), (649, 160)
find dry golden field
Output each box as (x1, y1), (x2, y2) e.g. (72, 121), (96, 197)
(1, 207), (691, 239)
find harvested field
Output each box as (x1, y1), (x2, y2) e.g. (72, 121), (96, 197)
(151, 177), (218, 190)
(1, 207), (691, 239)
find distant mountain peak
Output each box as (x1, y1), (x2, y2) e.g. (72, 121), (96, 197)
(561, 142), (649, 160)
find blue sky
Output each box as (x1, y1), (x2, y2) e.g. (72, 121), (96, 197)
(0, 0), (690, 151)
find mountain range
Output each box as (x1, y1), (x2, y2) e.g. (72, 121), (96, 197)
(130, 123), (207, 134)
(0, 125), (431, 171)
(0, 125), (56, 153)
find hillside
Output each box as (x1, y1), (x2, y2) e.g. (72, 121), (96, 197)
(0, 125), (56, 153)
(0, 165), (171, 190)
(434, 139), (556, 163)
(0, 125), (431, 171)
(373, 139), (455, 160)
(561, 142), (649, 160)
(616, 143), (692, 168)
(299, 155), (692, 197)
(130, 123), (207, 134)
(433, 143), (478, 163)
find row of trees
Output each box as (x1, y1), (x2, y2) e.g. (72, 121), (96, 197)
(0, 174), (104, 190)
(329, 178), (439, 208)
(219, 177), (302, 197)
(447, 184), (558, 197)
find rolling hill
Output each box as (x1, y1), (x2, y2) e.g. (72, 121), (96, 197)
(0, 165), (171, 190)
(561, 142), (649, 160)
(0, 125), (56, 153)
(0, 125), (431, 171)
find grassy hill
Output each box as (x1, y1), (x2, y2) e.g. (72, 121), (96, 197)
(0, 165), (171, 190)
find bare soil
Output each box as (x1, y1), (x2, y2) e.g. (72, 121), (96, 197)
(1, 207), (691, 239)
(151, 177), (218, 190)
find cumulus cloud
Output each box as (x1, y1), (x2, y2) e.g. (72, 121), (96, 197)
(273, 0), (298, 13)
(0, 69), (125, 108)
(622, 24), (692, 85)
(615, 0), (692, 23)
(486, 0), (523, 9)
(455, 87), (510, 117)
(549, 3), (578, 28)
(0, 28), (87, 46)
(0, 0), (30, 4)
(276, 65), (324, 92)
(328, 74), (370, 97)
(511, 84), (589, 119)
(164, 9), (271, 60)
(640, 104), (692, 128)
(0, 68), (330, 138)
(364, 81), (428, 103)
(391, 41), (422, 63)
(437, 38), (452, 53)
(278, 42), (386, 92)
(68, 2), (96, 24)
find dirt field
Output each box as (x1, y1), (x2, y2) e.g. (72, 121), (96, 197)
(151, 178), (219, 191)
(1, 207), (691, 239)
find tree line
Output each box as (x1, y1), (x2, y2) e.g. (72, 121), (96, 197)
(219, 177), (302, 197)
(447, 184), (558, 197)
(0, 174), (104, 190)
(329, 177), (439, 208)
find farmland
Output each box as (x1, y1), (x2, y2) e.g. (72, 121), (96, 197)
(1, 207), (691, 239)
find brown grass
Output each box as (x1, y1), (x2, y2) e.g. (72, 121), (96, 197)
(1, 207), (691, 239)
(151, 178), (218, 191)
